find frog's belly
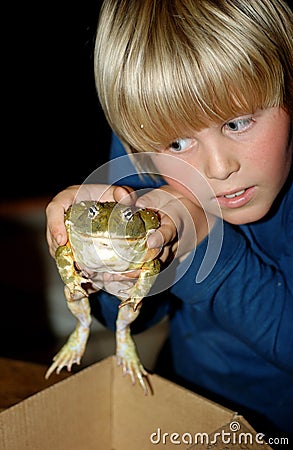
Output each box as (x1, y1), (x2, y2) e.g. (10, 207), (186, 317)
(69, 234), (146, 273)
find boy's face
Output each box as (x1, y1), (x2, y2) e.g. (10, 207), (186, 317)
(156, 107), (292, 225)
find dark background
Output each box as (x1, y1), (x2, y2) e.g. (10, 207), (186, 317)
(1, 1), (112, 363)
(3, 0), (111, 201)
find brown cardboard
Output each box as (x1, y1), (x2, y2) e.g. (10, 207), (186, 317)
(0, 356), (273, 450)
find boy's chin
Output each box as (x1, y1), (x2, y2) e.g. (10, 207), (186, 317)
(222, 205), (271, 225)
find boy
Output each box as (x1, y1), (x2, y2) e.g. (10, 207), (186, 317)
(46, 0), (293, 441)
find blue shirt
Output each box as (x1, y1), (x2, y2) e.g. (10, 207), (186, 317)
(91, 133), (293, 437)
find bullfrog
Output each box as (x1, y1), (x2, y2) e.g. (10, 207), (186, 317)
(45, 201), (160, 394)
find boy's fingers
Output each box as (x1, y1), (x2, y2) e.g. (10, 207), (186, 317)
(113, 186), (137, 204)
(46, 227), (66, 257)
(147, 221), (177, 249)
(46, 202), (68, 256)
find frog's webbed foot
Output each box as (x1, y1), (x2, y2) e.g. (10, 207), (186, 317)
(116, 305), (151, 395)
(116, 351), (150, 395)
(45, 324), (90, 379)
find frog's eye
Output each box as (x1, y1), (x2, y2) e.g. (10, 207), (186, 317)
(88, 205), (99, 219)
(123, 208), (134, 221)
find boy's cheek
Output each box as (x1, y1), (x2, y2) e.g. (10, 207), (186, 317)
(163, 176), (209, 208)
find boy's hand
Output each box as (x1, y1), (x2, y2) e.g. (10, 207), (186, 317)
(136, 185), (214, 264)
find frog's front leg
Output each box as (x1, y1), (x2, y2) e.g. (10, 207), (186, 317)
(54, 242), (90, 299)
(119, 259), (160, 312)
(116, 305), (150, 395)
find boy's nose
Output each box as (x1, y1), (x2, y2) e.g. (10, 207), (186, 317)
(204, 150), (240, 180)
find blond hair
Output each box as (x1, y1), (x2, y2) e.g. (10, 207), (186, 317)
(94, 0), (293, 154)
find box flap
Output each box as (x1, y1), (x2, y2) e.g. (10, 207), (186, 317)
(0, 358), (113, 450)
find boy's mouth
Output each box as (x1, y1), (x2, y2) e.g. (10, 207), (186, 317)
(215, 186), (256, 208)
(222, 189), (246, 199)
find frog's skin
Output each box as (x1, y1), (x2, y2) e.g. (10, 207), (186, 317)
(45, 201), (160, 394)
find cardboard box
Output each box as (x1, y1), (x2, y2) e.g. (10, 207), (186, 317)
(0, 356), (272, 449)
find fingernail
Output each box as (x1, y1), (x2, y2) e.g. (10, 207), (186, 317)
(136, 198), (146, 208)
(147, 230), (164, 248)
(56, 234), (63, 246)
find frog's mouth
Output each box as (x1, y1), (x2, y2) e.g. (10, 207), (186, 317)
(71, 225), (149, 240)
(69, 227), (159, 272)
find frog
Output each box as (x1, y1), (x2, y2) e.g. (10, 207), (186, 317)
(45, 201), (160, 394)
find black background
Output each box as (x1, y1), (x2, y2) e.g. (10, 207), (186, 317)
(3, 0), (111, 201)
(0, 1), (112, 363)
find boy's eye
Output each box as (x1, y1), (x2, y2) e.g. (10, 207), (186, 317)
(224, 117), (253, 132)
(168, 138), (193, 152)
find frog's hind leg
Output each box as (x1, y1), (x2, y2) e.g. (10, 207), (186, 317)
(116, 304), (151, 395)
(45, 288), (91, 379)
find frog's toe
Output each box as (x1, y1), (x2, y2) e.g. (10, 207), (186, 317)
(137, 370), (150, 395)
(116, 355), (150, 395)
(45, 362), (57, 379)
(45, 358), (67, 379)
(45, 347), (82, 379)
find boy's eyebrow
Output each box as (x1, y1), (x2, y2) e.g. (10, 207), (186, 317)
(94, 0), (293, 152)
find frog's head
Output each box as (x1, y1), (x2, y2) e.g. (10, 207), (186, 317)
(66, 201), (159, 238)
